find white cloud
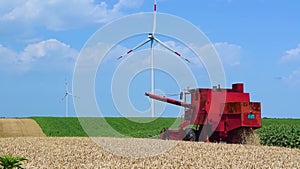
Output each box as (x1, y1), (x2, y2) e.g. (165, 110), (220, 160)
(0, 44), (17, 64)
(113, 0), (144, 12)
(280, 43), (300, 63)
(0, 39), (78, 73)
(278, 44), (300, 87)
(20, 39), (77, 62)
(281, 69), (300, 87)
(154, 40), (197, 62)
(0, 0), (144, 31)
(155, 41), (242, 67)
(74, 40), (241, 85)
(214, 42), (242, 66)
(75, 42), (127, 74)
(0, 44), (24, 73)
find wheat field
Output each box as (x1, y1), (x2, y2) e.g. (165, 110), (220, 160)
(0, 119), (45, 137)
(0, 137), (299, 168)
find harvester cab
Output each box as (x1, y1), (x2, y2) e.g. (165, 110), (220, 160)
(145, 83), (262, 143)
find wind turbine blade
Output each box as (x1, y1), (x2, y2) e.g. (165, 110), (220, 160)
(65, 83), (67, 91)
(118, 39), (151, 60)
(67, 92), (80, 99)
(61, 94), (67, 102)
(154, 38), (191, 62)
(152, 0), (157, 35)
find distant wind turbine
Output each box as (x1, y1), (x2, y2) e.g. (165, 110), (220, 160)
(61, 80), (77, 117)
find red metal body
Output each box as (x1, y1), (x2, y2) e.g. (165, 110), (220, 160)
(145, 83), (262, 142)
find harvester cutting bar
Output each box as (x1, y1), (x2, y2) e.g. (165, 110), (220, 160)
(145, 92), (193, 109)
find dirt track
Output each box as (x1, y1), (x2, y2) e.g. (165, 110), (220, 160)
(0, 118), (45, 137)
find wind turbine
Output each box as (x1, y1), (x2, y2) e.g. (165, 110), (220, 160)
(61, 80), (77, 117)
(118, 0), (190, 117)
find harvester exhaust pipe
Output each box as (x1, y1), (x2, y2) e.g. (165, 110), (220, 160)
(145, 92), (193, 109)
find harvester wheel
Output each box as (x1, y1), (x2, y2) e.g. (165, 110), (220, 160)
(183, 128), (196, 141)
(161, 128), (169, 140)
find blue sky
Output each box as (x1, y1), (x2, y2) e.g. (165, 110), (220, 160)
(0, 0), (299, 118)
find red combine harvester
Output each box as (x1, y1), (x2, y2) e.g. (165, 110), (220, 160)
(145, 83), (262, 143)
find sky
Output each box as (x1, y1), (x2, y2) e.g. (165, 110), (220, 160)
(0, 0), (300, 118)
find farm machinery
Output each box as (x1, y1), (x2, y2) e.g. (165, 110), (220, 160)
(145, 83), (262, 143)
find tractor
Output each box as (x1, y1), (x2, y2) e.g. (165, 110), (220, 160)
(145, 83), (262, 143)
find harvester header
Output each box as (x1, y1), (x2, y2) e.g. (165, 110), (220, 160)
(145, 92), (193, 109)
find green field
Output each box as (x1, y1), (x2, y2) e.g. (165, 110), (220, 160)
(260, 118), (300, 126)
(31, 117), (300, 148)
(31, 117), (181, 138)
(257, 118), (300, 148)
